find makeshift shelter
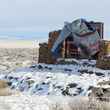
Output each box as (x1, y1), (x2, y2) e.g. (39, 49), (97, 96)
(51, 19), (103, 59)
(39, 19), (104, 64)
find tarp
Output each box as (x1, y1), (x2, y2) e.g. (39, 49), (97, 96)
(51, 19), (100, 58)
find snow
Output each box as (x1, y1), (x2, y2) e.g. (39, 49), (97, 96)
(0, 59), (110, 97)
(0, 95), (110, 110)
(0, 59), (110, 110)
(0, 95), (50, 110)
(0, 94), (91, 110)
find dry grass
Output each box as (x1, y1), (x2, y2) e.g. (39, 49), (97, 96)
(0, 94), (109, 110)
(48, 96), (110, 110)
(0, 80), (20, 96)
(0, 80), (11, 96)
(0, 80), (8, 89)
(0, 88), (13, 96)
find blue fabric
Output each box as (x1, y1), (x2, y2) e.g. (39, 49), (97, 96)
(51, 44), (61, 58)
(51, 18), (100, 58)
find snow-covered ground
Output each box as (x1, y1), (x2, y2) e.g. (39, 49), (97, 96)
(0, 59), (110, 97)
(1, 94), (110, 110)
(0, 59), (110, 110)
(0, 95), (97, 110)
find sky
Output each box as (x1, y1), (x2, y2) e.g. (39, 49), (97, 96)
(0, 0), (110, 41)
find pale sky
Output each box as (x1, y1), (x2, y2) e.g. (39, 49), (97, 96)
(0, 0), (110, 41)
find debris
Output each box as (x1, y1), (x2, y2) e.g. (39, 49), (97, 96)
(51, 19), (103, 59)
(38, 18), (104, 65)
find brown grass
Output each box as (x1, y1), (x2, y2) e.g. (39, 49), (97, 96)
(0, 80), (20, 96)
(0, 80), (8, 89)
(48, 96), (110, 110)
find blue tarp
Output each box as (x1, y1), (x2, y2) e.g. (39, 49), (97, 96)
(51, 19), (100, 58)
